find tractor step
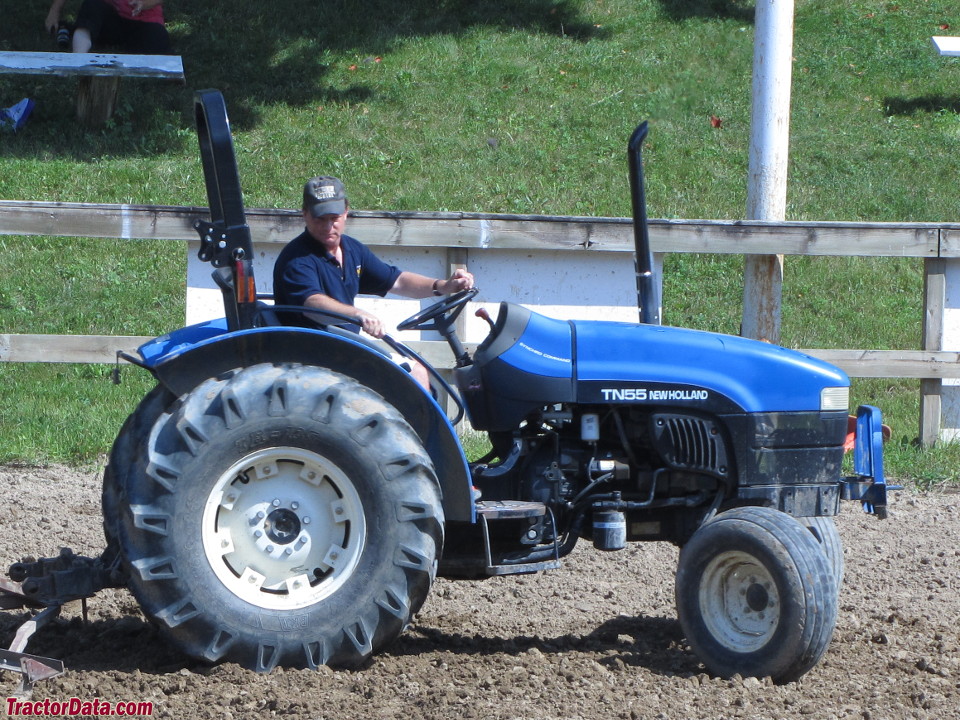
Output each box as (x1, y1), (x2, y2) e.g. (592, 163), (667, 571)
(475, 499), (549, 520)
(476, 500), (561, 576)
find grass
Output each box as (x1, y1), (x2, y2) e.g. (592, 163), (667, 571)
(3, 0), (960, 484)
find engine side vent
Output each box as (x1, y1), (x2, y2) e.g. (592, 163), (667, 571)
(651, 413), (730, 478)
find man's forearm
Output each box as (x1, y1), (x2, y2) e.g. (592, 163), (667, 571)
(303, 293), (386, 338)
(303, 294), (363, 321)
(392, 269), (475, 298)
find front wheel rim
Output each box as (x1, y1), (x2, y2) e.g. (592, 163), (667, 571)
(698, 550), (781, 653)
(201, 447), (366, 610)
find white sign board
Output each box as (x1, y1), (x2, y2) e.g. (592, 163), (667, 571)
(186, 240), (660, 344)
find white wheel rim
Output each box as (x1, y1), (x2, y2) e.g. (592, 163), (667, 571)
(201, 447), (366, 610)
(698, 550), (780, 653)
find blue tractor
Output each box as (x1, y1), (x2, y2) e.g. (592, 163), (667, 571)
(2, 90), (892, 688)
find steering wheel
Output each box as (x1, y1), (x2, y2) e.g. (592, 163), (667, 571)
(397, 288), (479, 332)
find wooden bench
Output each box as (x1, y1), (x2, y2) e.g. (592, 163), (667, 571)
(0, 50), (184, 128)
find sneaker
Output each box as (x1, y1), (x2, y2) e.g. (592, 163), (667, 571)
(1, 98), (35, 132)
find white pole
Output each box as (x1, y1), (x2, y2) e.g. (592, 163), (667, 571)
(741, 0), (794, 342)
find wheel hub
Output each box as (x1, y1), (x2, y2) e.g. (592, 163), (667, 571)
(263, 506), (303, 545)
(745, 581), (769, 612)
(699, 551), (781, 653)
(201, 447), (366, 610)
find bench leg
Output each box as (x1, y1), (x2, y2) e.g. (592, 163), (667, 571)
(76, 76), (120, 128)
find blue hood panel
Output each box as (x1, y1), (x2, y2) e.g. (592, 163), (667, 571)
(487, 305), (847, 415)
(574, 321), (847, 413)
(496, 310), (575, 379)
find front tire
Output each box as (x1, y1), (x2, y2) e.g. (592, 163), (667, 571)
(798, 515), (844, 590)
(113, 363), (443, 670)
(675, 506), (837, 683)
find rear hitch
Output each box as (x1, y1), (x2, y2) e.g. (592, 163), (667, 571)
(0, 548), (120, 695)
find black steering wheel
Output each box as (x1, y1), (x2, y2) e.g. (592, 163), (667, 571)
(397, 288), (479, 332)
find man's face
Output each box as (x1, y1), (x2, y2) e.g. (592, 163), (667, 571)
(304, 209), (347, 252)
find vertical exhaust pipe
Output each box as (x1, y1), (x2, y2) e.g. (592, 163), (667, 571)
(628, 121), (661, 326)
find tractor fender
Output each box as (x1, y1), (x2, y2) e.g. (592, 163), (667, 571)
(136, 323), (474, 523)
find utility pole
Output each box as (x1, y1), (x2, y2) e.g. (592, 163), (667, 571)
(741, 0), (794, 343)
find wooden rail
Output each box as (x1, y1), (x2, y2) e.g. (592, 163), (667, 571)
(1, 200), (958, 445)
(0, 200), (946, 255)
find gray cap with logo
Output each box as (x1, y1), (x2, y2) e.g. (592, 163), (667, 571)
(303, 176), (347, 217)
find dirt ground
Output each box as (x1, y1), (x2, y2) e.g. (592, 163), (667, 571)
(0, 463), (956, 720)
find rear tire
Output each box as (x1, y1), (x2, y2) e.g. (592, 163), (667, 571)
(102, 385), (176, 563)
(675, 506), (837, 683)
(113, 363), (443, 670)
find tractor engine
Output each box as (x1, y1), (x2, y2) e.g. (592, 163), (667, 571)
(473, 403), (730, 549)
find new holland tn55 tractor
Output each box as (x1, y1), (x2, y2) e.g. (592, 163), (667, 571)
(0, 90), (892, 689)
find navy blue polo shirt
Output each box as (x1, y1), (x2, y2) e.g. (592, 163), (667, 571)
(273, 230), (401, 331)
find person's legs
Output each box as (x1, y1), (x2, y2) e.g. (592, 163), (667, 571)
(71, 0), (109, 52)
(409, 359), (431, 392)
(388, 352), (431, 393)
(71, 27), (93, 52)
(120, 20), (170, 54)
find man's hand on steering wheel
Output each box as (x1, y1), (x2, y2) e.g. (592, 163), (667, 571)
(397, 288), (480, 332)
(434, 268), (475, 296)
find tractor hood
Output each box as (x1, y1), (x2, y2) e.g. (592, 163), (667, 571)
(475, 303), (848, 416)
(572, 320), (848, 414)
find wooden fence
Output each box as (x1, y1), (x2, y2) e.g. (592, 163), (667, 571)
(2, 199), (959, 446)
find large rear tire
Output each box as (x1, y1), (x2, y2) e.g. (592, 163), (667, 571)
(102, 385), (176, 562)
(675, 506), (837, 683)
(112, 363), (443, 670)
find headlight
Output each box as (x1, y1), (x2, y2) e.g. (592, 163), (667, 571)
(820, 386), (849, 412)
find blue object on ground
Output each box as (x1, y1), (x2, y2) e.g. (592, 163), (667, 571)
(1, 98), (35, 131)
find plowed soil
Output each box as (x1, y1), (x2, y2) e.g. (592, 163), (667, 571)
(0, 463), (957, 720)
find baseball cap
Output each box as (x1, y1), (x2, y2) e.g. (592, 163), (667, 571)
(303, 176), (348, 217)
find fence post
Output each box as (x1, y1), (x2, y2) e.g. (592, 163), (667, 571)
(920, 257), (945, 447)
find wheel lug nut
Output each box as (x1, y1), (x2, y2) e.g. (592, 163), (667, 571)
(291, 501), (300, 510)
(272, 498), (281, 507)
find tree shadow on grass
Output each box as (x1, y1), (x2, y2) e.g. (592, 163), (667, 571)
(883, 95), (960, 116)
(176, 0), (605, 126)
(654, 0), (755, 23)
(1, 0), (604, 147)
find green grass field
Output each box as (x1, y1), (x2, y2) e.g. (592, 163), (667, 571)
(3, 0), (960, 485)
